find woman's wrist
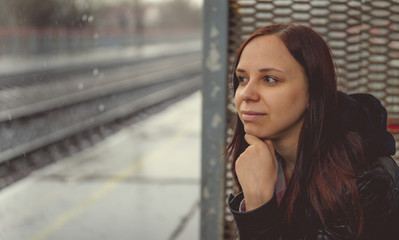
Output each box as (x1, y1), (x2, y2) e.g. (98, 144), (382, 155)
(244, 187), (275, 211)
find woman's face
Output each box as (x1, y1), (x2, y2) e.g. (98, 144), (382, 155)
(234, 35), (309, 141)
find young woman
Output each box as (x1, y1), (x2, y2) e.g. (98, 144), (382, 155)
(227, 23), (399, 239)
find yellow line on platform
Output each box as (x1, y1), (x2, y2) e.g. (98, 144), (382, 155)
(29, 125), (190, 240)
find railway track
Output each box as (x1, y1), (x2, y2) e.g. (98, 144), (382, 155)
(0, 51), (202, 189)
(0, 48), (200, 89)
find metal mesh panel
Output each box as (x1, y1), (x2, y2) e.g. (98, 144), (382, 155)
(223, 1), (399, 239)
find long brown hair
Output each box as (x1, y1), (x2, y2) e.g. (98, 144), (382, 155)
(226, 24), (365, 237)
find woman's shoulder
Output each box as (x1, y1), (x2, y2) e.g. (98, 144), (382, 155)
(377, 156), (399, 184)
(362, 156), (399, 189)
(357, 155), (399, 239)
(358, 155), (398, 192)
(358, 155), (399, 217)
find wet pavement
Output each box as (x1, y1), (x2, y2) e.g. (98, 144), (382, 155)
(0, 91), (201, 240)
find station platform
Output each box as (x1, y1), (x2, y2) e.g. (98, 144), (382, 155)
(0, 91), (202, 240)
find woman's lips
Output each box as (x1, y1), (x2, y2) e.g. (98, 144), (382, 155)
(241, 111), (266, 121)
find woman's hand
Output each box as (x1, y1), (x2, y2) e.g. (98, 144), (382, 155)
(235, 134), (278, 211)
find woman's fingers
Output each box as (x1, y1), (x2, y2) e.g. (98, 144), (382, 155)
(263, 139), (275, 155)
(244, 134), (276, 159)
(236, 134), (278, 210)
(244, 133), (263, 146)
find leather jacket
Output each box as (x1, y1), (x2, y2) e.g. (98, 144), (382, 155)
(228, 93), (399, 239)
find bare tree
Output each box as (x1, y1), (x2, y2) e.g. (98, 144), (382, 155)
(156, 0), (201, 30)
(5, 0), (99, 28)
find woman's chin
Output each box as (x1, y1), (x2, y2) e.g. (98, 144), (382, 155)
(243, 128), (276, 140)
(244, 129), (266, 139)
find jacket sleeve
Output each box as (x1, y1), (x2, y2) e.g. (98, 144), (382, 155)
(228, 192), (283, 240)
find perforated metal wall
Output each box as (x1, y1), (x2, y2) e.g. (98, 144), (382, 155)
(223, 1), (399, 239)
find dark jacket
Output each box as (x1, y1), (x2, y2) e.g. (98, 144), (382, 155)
(228, 93), (399, 239)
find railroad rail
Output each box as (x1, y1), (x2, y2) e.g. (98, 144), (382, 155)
(0, 50), (201, 189)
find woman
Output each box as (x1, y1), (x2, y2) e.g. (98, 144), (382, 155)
(227, 23), (399, 239)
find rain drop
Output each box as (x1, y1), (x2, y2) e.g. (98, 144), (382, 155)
(98, 104), (105, 112)
(93, 68), (99, 75)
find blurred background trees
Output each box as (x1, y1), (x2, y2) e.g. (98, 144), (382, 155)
(153, 0), (202, 29)
(0, 0), (202, 55)
(3, 0), (98, 28)
(0, 0), (201, 31)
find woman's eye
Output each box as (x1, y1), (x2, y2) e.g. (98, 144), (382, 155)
(264, 76), (278, 83)
(238, 76), (249, 83)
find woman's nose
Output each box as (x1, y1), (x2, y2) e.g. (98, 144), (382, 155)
(239, 80), (260, 102)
